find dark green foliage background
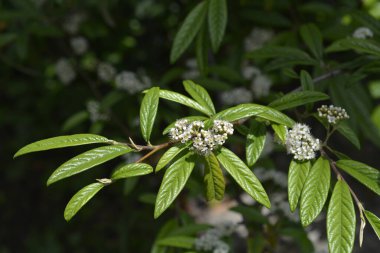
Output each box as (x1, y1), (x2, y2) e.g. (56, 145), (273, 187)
(1, 0), (380, 252)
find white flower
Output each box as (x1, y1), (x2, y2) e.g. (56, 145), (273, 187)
(317, 105), (349, 124)
(115, 71), (151, 94)
(86, 100), (109, 122)
(63, 13), (86, 35)
(97, 62), (116, 82)
(242, 66), (261, 79)
(352, 27), (373, 39)
(285, 123), (320, 161)
(70, 36), (88, 55)
(182, 58), (200, 79)
(244, 28), (274, 52)
(55, 58), (76, 85)
(220, 88), (253, 105)
(251, 74), (272, 98)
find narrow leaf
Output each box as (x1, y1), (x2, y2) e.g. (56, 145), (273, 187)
(208, 0), (227, 52)
(216, 147), (270, 208)
(47, 145), (132, 185)
(170, 2), (208, 63)
(157, 236), (195, 249)
(326, 38), (380, 57)
(196, 24), (208, 74)
(183, 80), (215, 115)
(327, 180), (356, 253)
(300, 23), (323, 60)
(157, 89), (212, 116)
(271, 124), (287, 144)
(364, 210), (380, 239)
(246, 121), (266, 166)
(300, 157), (331, 226)
(64, 182), (104, 221)
(111, 163), (153, 180)
(300, 70), (314, 91)
(154, 152), (196, 218)
(156, 145), (188, 172)
(288, 160), (311, 212)
(337, 122), (360, 149)
(140, 87), (160, 143)
(268, 91), (329, 111)
(204, 153), (225, 201)
(62, 111), (89, 132)
(14, 134), (112, 158)
(336, 160), (380, 195)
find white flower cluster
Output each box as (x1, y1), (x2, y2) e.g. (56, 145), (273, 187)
(244, 28), (274, 52)
(70, 36), (88, 55)
(55, 58), (76, 85)
(241, 64), (272, 98)
(317, 105), (349, 124)
(169, 119), (234, 155)
(285, 123), (320, 161)
(352, 27), (373, 39)
(97, 62), (116, 82)
(220, 87), (252, 105)
(115, 71), (151, 94)
(63, 13), (86, 35)
(182, 58), (200, 79)
(86, 100), (109, 122)
(194, 225), (233, 253)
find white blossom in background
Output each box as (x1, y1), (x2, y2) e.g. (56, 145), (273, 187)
(352, 27), (373, 39)
(242, 65), (261, 79)
(86, 100), (109, 122)
(63, 13), (86, 34)
(97, 62), (116, 82)
(251, 74), (272, 98)
(285, 123), (320, 161)
(244, 28), (274, 52)
(220, 87), (253, 105)
(115, 71), (151, 94)
(70, 36), (88, 55)
(182, 58), (200, 79)
(195, 227), (230, 253)
(317, 105), (349, 124)
(123, 153), (142, 164)
(307, 230), (328, 253)
(55, 58), (76, 85)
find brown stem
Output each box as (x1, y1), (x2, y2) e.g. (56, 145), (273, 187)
(135, 142), (171, 163)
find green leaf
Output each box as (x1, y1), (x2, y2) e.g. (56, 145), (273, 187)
(204, 153), (225, 201)
(140, 87), (160, 143)
(216, 147), (270, 208)
(183, 80), (216, 115)
(170, 2), (208, 63)
(268, 91), (329, 111)
(156, 145), (188, 172)
(157, 236), (195, 249)
(62, 111), (89, 132)
(352, 11), (380, 36)
(300, 23), (323, 60)
(246, 121), (266, 166)
(154, 152), (196, 218)
(215, 103), (295, 127)
(157, 89), (213, 116)
(111, 163), (153, 180)
(326, 38), (380, 57)
(327, 180), (356, 253)
(47, 145), (132, 185)
(162, 116), (208, 135)
(336, 122), (361, 149)
(14, 134), (112, 158)
(196, 23), (208, 74)
(271, 124), (287, 144)
(336, 160), (380, 195)
(300, 70), (314, 91)
(364, 210), (380, 239)
(64, 182), (104, 221)
(288, 160), (311, 212)
(300, 157), (331, 226)
(208, 0), (227, 52)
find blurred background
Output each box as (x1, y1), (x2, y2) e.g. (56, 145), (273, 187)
(1, 0), (380, 252)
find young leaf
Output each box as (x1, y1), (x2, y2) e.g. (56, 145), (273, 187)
(162, 116), (208, 135)
(326, 38), (380, 57)
(64, 182), (104, 221)
(208, 0), (227, 52)
(327, 180), (356, 253)
(271, 124), (287, 144)
(364, 210), (380, 239)
(216, 147), (270, 208)
(336, 160), (380, 195)
(268, 91), (329, 111)
(170, 2), (208, 63)
(157, 236), (195, 249)
(183, 80), (216, 115)
(204, 153), (225, 201)
(157, 89), (213, 116)
(300, 23), (323, 60)
(288, 160), (311, 212)
(47, 145), (132, 185)
(300, 157), (331, 226)
(154, 152), (196, 218)
(246, 121), (266, 166)
(156, 145), (188, 172)
(336, 122), (361, 149)
(140, 87), (160, 143)
(111, 163), (153, 180)
(14, 134), (112, 158)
